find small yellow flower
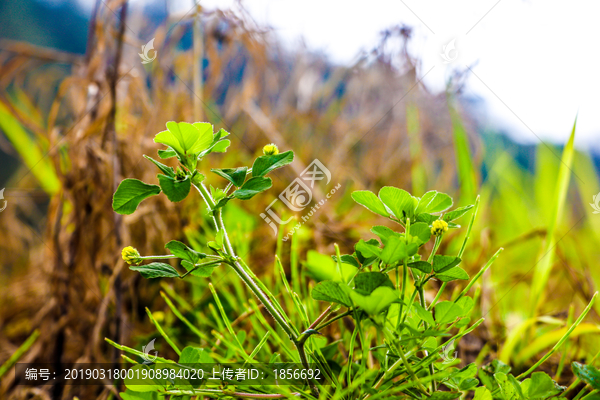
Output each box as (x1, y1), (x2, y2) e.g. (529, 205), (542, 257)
(122, 246), (142, 265)
(263, 143), (279, 156)
(431, 220), (449, 236)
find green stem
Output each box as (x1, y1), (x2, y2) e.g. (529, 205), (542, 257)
(0, 330), (40, 378)
(314, 309), (354, 331)
(193, 184), (297, 341)
(417, 284), (437, 391)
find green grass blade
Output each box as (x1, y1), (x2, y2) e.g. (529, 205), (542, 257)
(517, 291), (597, 379)
(145, 307), (181, 356)
(0, 102), (59, 194)
(0, 329), (40, 378)
(530, 118), (577, 315)
(449, 102), (477, 203)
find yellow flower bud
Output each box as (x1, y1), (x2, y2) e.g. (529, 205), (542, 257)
(431, 220), (449, 237)
(122, 246), (142, 265)
(263, 143), (279, 156)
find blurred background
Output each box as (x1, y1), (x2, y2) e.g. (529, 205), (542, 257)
(0, 0), (599, 399)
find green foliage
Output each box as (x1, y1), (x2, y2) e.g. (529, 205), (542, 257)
(113, 179), (161, 215)
(108, 120), (595, 400)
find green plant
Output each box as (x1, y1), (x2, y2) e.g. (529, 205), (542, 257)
(108, 121), (598, 399)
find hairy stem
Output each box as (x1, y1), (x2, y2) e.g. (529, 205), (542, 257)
(193, 184), (297, 341)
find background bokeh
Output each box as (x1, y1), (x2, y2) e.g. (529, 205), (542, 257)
(1, 1), (599, 399)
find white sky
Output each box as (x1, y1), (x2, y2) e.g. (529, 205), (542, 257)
(195, 0), (600, 150)
(82, 0), (600, 149)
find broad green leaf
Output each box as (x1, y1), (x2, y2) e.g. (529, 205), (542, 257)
(198, 128), (231, 158)
(572, 362), (600, 390)
(353, 272), (394, 295)
(113, 178), (161, 215)
(415, 190), (453, 214)
(459, 378), (479, 391)
(181, 260), (217, 277)
(434, 301), (463, 324)
(312, 280), (352, 307)
(154, 121), (213, 156)
(416, 213), (438, 224)
(378, 186), (416, 221)
(355, 239), (382, 259)
(165, 240), (206, 264)
(251, 150), (294, 177)
(190, 122), (216, 153)
(437, 267), (469, 282)
(129, 262), (179, 279)
(473, 387), (493, 400)
(525, 371), (565, 398)
(407, 222), (431, 245)
(370, 225), (397, 244)
(209, 139), (230, 153)
(433, 255), (462, 273)
(445, 363), (479, 391)
(143, 155), (175, 177)
(412, 303), (435, 326)
(349, 286), (398, 315)
(332, 254), (361, 269)
(380, 236), (419, 264)
(179, 346), (214, 363)
(233, 177), (272, 200)
(443, 205), (474, 222)
(211, 167), (248, 187)
(352, 191), (390, 218)
(158, 148), (177, 159)
(455, 296), (475, 316)
(305, 250), (357, 283)
(157, 175), (191, 202)
(408, 260), (432, 274)
(494, 372), (520, 400)
(380, 235), (409, 264)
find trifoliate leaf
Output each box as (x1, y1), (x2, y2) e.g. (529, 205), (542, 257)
(415, 190), (453, 214)
(378, 186), (416, 222)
